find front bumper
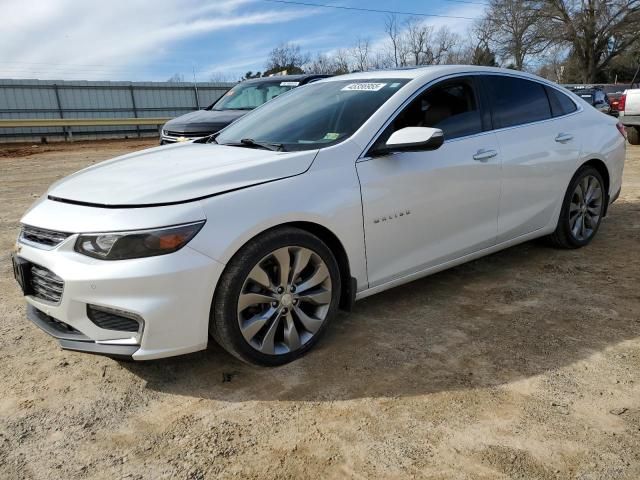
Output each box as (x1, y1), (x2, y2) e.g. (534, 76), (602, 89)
(26, 304), (139, 359)
(16, 234), (225, 360)
(619, 112), (640, 127)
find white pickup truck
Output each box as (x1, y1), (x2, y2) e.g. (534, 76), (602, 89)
(619, 88), (640, 145)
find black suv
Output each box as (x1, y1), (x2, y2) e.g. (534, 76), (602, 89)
(160, 74), (330, 144)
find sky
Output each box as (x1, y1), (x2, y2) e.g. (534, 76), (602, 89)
(1, 0), (488, 82)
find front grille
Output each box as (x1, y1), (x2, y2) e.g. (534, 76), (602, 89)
(20, 225), (71, 249)
(30, 264), (64, 304)
(164, 130), (212, 138)
(87, 305), (141, 332)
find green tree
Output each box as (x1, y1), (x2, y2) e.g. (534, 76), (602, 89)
(472, 46), (498, 66)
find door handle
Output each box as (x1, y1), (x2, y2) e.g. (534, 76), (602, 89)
(473, 149), (498, 162)
(555, 133), (574, 143)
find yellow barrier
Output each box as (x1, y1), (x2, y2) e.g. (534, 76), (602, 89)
(0, 117), (171, 141)
(0, 118), (170, 128)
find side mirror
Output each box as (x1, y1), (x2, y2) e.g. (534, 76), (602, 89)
(373, 127), (444, 156)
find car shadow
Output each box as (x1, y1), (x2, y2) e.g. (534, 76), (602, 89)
(121, 200), (640, 402)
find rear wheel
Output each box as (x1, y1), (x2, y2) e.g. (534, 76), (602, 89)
(548, 166), (605, 249)
(210, 227), (341, 366)
(628, 126), (640, 145)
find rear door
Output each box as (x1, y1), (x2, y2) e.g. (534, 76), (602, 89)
(480, 75), (582, 242)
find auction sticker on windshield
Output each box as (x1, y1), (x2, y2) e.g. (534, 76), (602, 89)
(342, 83), (387, 92)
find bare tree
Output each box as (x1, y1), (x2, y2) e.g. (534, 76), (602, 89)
(351, 37), (371, 71)
(397, 40), (410, 67)
(460, 17), (499, 66)
(404, 17), (432, 65)
(535, 44), (569, 82)
(306, 53), (336, 74)
(371, 50), (395, 70)
(210, 71), (239, 82)
(484, 0), (550, 70)
(384, 14), (402, 67)
(333, 49), (352, 74)
(471, 17), (497, 52)
(541, 0), (640, 82)
(430, 26), (459, 64)
(265, 43), (311, 75)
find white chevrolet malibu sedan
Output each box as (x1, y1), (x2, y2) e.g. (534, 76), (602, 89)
(12, 66), (626, 365)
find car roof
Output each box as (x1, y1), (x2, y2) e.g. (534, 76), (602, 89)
(316, 65), (555, 84)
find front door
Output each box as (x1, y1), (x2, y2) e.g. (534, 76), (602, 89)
(356, 77), (501, 287)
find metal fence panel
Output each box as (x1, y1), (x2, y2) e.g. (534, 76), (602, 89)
(0, 79), (233, 142)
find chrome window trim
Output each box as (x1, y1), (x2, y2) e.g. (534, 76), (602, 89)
(357, 70), (583, 162)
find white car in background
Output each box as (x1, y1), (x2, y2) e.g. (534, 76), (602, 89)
(12, 66), (626, 366)
(618, 87), (640, 145)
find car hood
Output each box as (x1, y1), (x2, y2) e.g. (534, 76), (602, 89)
(47, 143), (318, 207)
(164, 109), (247, 133)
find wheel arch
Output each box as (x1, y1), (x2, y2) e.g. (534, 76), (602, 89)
(219, 220), (357, 312)
(287, 221), (356, 311)
(578, 158), (611, 215)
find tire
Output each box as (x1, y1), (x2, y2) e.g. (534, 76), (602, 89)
(548, 166), (606, 249)
(628, 126), (640, 145)
(210, 226), (341, 366)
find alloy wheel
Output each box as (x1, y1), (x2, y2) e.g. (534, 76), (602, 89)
(237, 246), (332, 355)
(569, 174), (603, 242)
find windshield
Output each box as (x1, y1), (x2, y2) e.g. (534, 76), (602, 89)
(210, 80), (295, 111)
(215, 79), (410, 151)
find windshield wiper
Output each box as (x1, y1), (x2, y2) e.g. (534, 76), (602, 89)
(238, 138), (285, 151)
(205, 133), (220, 144)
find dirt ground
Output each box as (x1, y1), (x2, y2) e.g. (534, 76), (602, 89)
(0, 139), (639, 480)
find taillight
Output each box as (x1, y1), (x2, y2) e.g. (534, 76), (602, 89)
(618, 94), (626, 112)
(616, 122), (627, 139)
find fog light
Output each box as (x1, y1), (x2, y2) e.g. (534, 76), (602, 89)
(87, 305), (143, 333)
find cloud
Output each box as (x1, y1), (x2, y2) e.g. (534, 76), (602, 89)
(0, 0), (314, 80)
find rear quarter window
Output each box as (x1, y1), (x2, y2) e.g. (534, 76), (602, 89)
(545, 86), (578, 117)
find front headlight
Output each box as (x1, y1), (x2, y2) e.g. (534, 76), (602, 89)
(74, 221), (205, 260)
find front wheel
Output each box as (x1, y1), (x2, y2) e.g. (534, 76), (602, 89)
(548, 166), (606, 249)
(210, 227), (341, 366)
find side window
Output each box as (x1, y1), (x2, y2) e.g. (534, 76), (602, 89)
(545, 86), (578, 117)
(484, 76), (551, 128)
(378, 78), (483, 144)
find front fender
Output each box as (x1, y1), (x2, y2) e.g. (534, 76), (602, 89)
(189, 165), (368, 292)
